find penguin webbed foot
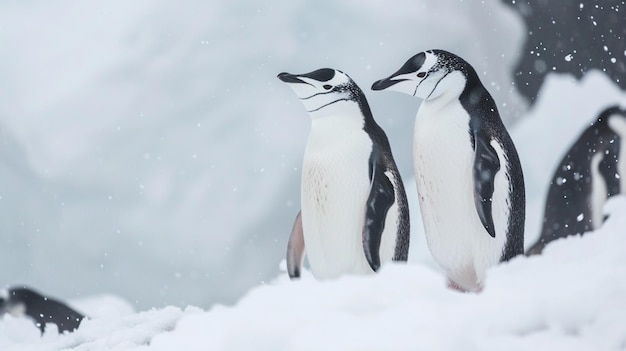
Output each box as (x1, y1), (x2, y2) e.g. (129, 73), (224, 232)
(446, 279), (466, 292)
(446, 279), (483, 293)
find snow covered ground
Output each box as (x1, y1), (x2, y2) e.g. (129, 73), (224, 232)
(138, 197), (626, 351)
(2, 198), (626, 350)
(2, 70), (626, 350)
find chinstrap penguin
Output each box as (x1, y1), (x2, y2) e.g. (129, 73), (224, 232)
(0, 286), (85, 334)
(372, 49), (525, 292)
(527, 105), (626, 255)
(277, 68), (410, 280)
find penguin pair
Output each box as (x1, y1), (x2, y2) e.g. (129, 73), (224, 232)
(0, 286), (85, 334)
(278, 49), (525, 292)
(527, 106), (626, 255)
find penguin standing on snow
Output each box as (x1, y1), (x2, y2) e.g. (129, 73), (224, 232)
(527, 106), (626, 255)
(277, 68), (410, 280)
(0, 286), (85, 334)
(372, 50), (525, 292)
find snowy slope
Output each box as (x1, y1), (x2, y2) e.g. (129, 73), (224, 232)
(0, 0), (527, 310)
(148, 197), (626, 351)
(2, 196), (626, 350)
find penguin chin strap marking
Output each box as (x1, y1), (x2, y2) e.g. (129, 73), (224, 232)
(307, 97), (352, 113)
(413, 71), (436, 97)
(413, 75), (427, 97)
(426, 70), (451, 100)
(300, 89), (335, 101)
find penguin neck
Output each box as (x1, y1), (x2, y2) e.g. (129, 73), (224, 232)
(308, 104), (365, 144)
(308, 99), (364, 124)
(421, 71), (466, 112)
(457, 66), (499, 124)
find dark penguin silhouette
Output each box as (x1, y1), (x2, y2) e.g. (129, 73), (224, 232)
(527, 106), (626, 255)
(0, 286), (85, 334)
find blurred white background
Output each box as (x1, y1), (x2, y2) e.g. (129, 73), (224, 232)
(0, 0), (529, 309)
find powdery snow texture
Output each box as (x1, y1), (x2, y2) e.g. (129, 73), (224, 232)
(3, 197), (626, 350)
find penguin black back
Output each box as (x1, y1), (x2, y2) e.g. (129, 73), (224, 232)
(1, 286), (85, 334)
(350, 75), (411, 261)
(450, 49), (526, 261)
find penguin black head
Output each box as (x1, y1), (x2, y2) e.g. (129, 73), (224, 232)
(372, 50), (472, 100)
(277, 68), (365, 116)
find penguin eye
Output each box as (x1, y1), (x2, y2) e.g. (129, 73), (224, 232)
(323, 84), (332, 90)
(417, 72), (427, 78)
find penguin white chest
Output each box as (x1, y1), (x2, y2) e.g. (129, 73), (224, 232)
(413, 101), (509, 291)
(300, 114), (376, 279)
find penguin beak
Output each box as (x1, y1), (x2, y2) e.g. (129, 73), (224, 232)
(371, 74), (408, 91)
(277, 72), (307, 85)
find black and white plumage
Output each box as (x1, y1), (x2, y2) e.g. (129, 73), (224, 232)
(372, 50), (525, 292)
(277, 68), (410, 280)
(527, 106), (626, 255)
(0, 286), (85, 334)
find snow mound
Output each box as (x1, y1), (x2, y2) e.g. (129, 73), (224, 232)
(0, 304), (201, 351)
(143, 198), (626, 350)
(70, 294), (136, 320)
(4, 198), (626, 350)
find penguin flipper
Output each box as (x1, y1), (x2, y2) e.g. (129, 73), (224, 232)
(286, 210), (305, 279)
(363, 154), (395, 272)
(473, 136), (500, 238)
